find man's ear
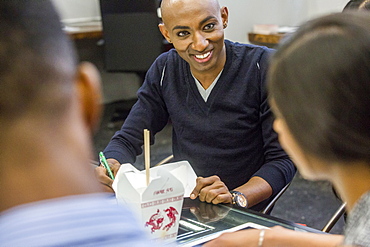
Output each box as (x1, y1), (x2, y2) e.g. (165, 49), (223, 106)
(221, 6), (229, 25)
(76, 62), (102, 133)
(159, 23), (171, 43)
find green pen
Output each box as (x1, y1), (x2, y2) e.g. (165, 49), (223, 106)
(99, 152), (115, 180)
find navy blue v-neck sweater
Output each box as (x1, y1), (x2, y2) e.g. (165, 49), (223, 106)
(104, 40), (296, 205)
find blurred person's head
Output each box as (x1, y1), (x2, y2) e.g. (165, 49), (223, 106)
(268, 12), (370, 180)
(0, 0), (103, 212)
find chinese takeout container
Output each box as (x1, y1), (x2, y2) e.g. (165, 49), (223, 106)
(113, 161), (197, 243)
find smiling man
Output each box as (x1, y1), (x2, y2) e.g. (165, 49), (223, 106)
(159, 0), (227, 89)
(97, 0), (295, 211)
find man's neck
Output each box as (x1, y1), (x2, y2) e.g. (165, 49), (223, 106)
(192, 63), (225, 89)
(0, 130), (103, 213)
(192, 68), (223, 90)
(1, 159), (103, 213)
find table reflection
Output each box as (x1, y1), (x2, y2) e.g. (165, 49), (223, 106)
(177, 198), (324, 246)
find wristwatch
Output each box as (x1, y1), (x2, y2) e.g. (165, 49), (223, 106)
(230, 190), (248, 208)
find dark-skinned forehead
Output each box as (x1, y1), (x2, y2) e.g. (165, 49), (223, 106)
(160, 0), (220, 23)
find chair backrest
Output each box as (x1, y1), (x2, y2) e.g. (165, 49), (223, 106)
(321, 202), (347, 233)
(154, 154), (174, 167)
(261, 182), (291, 214)
(99, 0), (164, 72)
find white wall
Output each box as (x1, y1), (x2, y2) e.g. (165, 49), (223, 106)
(52, 0), (349, 41)
(51, 0), (101, 23)
(220, 0), (349, 43)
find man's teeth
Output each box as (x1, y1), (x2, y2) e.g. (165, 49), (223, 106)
(195, 51), (211, 59)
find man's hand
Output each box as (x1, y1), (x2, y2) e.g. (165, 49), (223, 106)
(190, 175), (232, 204)
(94, 158), (121, 193)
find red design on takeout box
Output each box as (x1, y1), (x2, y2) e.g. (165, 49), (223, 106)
(145, 206), (179, 233)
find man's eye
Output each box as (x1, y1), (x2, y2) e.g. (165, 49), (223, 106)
(204, 23), (215, 31)
(177, 31), (189, 37)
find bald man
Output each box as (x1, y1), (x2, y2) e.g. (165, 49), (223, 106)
(98, 0), (295, 211)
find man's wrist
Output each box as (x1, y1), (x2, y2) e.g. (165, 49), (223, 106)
(230, 190), (248, 208)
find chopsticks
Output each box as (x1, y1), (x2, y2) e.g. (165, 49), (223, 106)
(144, 129), (150, 186)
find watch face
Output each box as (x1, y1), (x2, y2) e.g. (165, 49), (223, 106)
(236, 194), (247, 208)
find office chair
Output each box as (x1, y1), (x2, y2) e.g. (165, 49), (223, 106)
(261, 182), (291, 214)
(99, 0), (164, 79)
(321, 202), (347, 233)
(154, 154), (174, 167)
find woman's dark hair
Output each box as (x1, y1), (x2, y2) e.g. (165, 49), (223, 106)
(268, 12), (370, 163)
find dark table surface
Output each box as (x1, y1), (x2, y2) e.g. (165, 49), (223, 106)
(177, 198), (325, 246)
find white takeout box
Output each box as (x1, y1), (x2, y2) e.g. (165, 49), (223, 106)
(112, 161), (197, 243)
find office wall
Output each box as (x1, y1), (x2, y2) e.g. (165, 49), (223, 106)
(220, 0), (349, 43)
(52, 0), (101, 23)
(53, 0), (349, 42)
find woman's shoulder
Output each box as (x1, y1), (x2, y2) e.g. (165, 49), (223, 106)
(344, 191), (370, 246)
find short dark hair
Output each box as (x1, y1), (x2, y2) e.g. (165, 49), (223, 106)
(0, 0), (77, 124)
(268, 12), (370, 163)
